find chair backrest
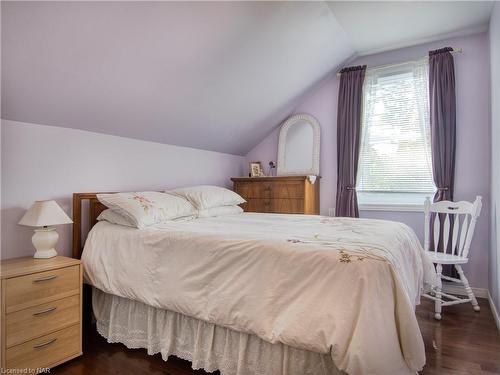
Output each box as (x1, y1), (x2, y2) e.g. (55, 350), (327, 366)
(423, 196), (482, 259)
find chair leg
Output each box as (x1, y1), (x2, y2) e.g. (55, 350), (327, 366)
(455, 265), (480, 312)
(434, 263), (443, 320)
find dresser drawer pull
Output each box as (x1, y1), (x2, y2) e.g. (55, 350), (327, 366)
(33, 306), (57, 316)
(33, 275), (58, 283)
(33, 338), (57, 349)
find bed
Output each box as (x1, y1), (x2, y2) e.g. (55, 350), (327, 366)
(73, 192), (436, 375)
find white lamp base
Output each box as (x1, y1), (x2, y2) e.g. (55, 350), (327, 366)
(32, 227), (59, 259)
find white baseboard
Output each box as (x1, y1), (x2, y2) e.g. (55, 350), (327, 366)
(442, 282), (489, 298)
(488, 291), (500, 332)
(442, 283), (500, 331)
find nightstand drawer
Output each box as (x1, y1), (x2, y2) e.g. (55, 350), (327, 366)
(6, 295), (80, 348)
(5, 324), (80, 370)
(5, 265), (80, 313)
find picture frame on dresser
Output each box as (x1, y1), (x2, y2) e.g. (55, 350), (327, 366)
(249, 161), (264, 177)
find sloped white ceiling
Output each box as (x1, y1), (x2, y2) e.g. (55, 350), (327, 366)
(328, 1), (494, 55)
(1, 1), (353, 155)
(1, 1), (493, 155)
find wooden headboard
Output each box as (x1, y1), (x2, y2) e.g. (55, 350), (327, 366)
(72, 192), (114, 259)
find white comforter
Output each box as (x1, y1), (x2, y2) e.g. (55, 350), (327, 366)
(82, 213), (436, 375)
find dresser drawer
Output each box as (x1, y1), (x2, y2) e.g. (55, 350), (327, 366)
(235, 181), (304, 199)
(234, 182), (272, 198)
(269, 181), (304, 199)
(5, 324), (80, 370)
(243, 198), (272, 212)
(6, 295), (80, 348)
(243, 198), (304, 214)
(5, 266), (80, 313)
(271, 198), (304, 213)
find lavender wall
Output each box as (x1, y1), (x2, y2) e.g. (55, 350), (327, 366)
(246, 77), (340, 213)
(246, 32), (491, 289)
(489, 3), (500, 315)
(1, 120), (244, 260)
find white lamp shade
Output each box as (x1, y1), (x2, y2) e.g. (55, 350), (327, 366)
(18, 200), (73, 227)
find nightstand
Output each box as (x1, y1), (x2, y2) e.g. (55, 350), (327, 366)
(0, 256), (82, 371)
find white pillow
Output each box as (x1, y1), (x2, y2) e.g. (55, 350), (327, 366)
(167, 185), (245, 210)
(197, 205), (243, 218)
(97, 209), (134, 227)
(97, 192), (197, 229)
(97, 208), (196, 227)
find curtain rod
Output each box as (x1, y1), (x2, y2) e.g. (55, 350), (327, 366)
(336, 48), (463, 77)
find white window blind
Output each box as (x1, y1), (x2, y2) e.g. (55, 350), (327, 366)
(357, 60), (435, 200)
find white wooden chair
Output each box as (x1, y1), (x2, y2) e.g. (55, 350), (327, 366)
(422, 196), (482, 320)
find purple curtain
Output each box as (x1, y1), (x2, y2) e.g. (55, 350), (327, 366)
(429, 48), (457, 271)
(429, 47), (456, 203)
(335, 65), (366, 218)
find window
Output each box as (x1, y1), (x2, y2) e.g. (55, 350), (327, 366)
(357, 60), (435, 210)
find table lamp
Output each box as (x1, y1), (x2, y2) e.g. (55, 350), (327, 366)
(18, 200), (73, 258)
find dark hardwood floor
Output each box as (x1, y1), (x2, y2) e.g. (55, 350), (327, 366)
(52, 298), (500, 375)
(417, 298), (500, 374)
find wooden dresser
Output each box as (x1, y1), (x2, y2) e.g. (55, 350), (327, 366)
(231, 176), (320, 214)
(0, 256), (82, 371)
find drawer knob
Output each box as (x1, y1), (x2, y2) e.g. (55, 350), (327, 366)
(33, 306), (57, 316)
(33, 338), (57, 349)
(33, 275), (58, 283)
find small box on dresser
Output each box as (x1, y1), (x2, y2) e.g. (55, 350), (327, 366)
(0, 256), (82, 372)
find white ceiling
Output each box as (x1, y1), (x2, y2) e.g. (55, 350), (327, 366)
(328, 1), (494, 55)
(1, 1), (353, 155)
(1, 2), (494, 155)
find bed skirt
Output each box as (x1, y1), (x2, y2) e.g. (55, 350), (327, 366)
(92, 288), (343, 375)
